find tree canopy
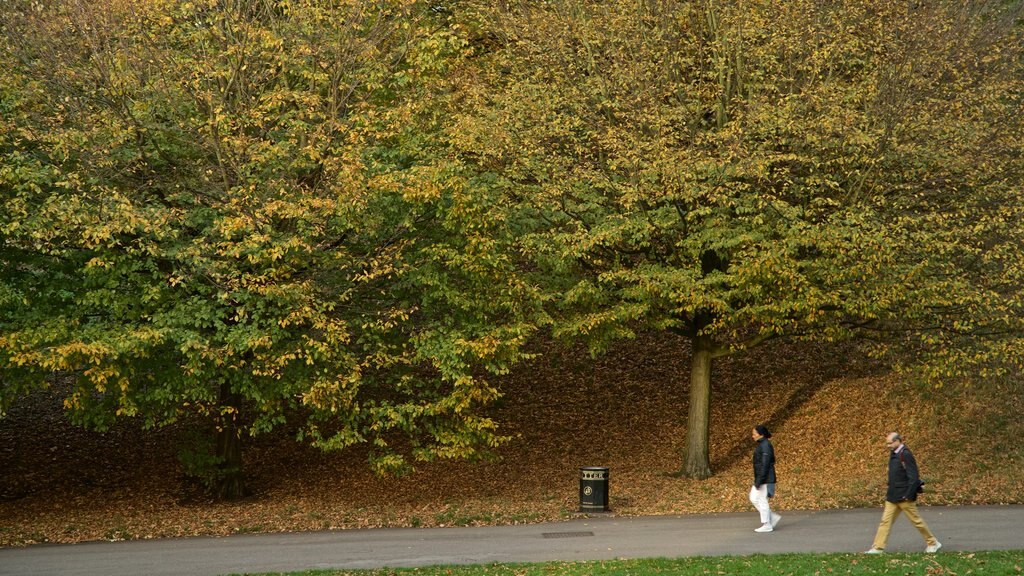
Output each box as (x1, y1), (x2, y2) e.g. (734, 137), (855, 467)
(2, 0), (1022, 489)
(0, 0), (537, 497)
(444, 0), (1024, 476)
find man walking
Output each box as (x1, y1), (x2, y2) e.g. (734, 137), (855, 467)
(865, 432), (941, 553)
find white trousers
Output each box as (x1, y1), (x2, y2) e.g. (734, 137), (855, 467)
(749, 484), (772, 524)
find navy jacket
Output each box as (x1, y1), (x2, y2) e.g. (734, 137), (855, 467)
(753, 438), (777, 487)
(886, 446), (922, 503)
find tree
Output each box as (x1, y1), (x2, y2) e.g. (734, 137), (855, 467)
(1, 0), (536, 498)
(446, 0), (1024, 478)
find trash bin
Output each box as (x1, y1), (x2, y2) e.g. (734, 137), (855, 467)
(579, 466), (609, 512)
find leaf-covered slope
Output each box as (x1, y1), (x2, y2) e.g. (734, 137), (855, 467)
(1, 336), (1022, 546)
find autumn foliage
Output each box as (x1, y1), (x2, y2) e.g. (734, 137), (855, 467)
(1, 0), (537, 498)
(2, 0), (1023, 503)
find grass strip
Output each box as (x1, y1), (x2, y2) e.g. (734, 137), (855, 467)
(243, 550), (1024, 576)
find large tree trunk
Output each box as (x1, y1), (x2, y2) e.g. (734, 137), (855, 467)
(683, 333), (713, 479)
(215, 381), (246, 500)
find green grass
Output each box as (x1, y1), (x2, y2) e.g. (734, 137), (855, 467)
(242, 550), (1024, 576)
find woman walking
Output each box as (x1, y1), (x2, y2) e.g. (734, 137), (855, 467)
(750, 424), (781, 533)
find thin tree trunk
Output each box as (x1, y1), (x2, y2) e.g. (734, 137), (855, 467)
(215, 381), (246, 500)
(683, 333), (713, 479)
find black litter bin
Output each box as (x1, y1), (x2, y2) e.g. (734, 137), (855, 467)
(579, 466), (609, 512)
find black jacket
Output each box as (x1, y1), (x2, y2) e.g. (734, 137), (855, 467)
(753, 438), (777, 487)
(886, 445), (921, 503)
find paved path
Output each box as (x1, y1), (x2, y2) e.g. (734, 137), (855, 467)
(2, 505), (1023, 576)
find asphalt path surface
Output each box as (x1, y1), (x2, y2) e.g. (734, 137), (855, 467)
(2, 505), (1023, 576)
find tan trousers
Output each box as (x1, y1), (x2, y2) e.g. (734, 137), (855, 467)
(871, 500), (938, 550)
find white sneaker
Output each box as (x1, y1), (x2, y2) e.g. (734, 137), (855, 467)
(754, 523), (773, 533)
(864, 548), (884, 554)
(925, 541), (942, 553)
(770, 512), (782, 528)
